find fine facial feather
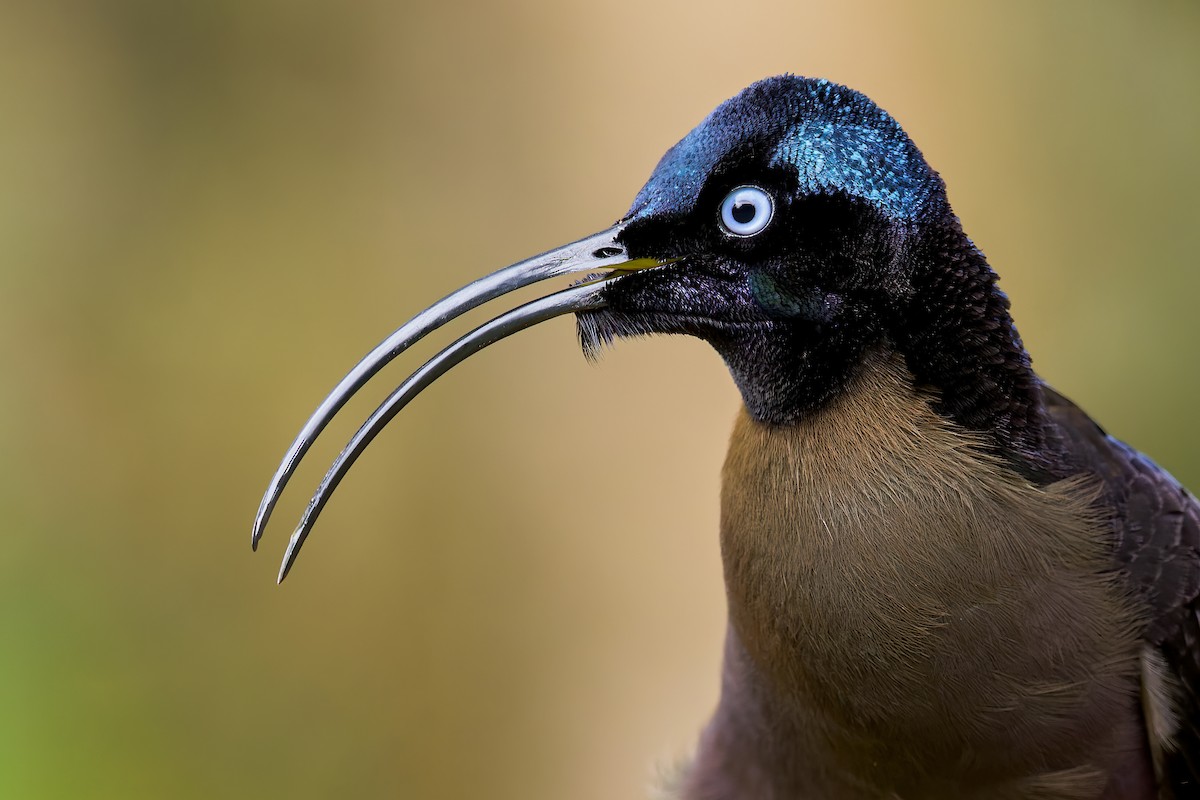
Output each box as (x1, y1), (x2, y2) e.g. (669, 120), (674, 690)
(680, 348), (1148, 800)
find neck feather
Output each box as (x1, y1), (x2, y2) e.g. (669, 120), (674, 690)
(894, 215), (1060, 476)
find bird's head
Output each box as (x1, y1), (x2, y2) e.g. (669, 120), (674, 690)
(579, 75), (947, 422)
(256, 75), (1034, 580)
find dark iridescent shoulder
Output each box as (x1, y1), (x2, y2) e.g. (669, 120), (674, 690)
(1041, 384), (1200, 639)
(1040, 383), (1200, 787)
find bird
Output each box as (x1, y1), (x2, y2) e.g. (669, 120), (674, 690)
(252, 76), (1200, 799)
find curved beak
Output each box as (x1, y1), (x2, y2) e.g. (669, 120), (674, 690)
(253, 223), (657, 582)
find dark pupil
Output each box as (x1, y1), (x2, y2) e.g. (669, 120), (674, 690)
(731, 201), (757, 224)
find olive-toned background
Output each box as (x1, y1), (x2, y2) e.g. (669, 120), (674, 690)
(2, 1), (1197, 798)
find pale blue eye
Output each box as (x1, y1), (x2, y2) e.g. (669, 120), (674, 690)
(720, 186), (774, 237)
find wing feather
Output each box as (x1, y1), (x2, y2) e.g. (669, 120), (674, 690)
(1042, 385), (1200, 792)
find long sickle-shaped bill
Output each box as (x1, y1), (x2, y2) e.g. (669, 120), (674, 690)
(254, 223), (655, 581)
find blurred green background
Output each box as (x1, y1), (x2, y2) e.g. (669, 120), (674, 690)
(1, 1), (1197, 798)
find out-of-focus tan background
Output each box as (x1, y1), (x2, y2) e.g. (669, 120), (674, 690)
(2, 1), (1197, 797)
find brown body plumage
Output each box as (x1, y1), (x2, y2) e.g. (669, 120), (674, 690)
(680, 350), (1158, 799)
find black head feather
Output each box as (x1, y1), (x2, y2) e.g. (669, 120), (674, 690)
(579, 75), (1058, 475)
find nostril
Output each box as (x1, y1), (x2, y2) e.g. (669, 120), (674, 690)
(592, 246), (623, 259)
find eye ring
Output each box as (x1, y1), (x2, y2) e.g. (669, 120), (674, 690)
(719, 185), (774, 237)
